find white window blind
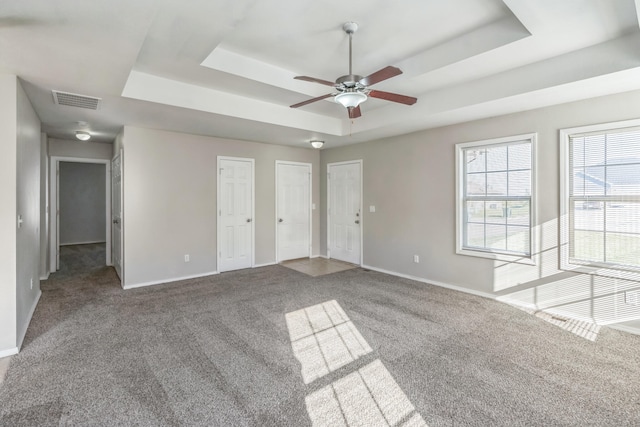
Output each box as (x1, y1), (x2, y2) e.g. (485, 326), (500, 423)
(568, 128), (640, 270)
(457, 134), (535, 261)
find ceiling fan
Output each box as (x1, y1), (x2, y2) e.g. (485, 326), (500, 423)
(290, 22), (417, 119)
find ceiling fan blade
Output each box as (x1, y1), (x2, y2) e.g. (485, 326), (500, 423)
(359, 66), (402, 87)
(290, 93), (334, 109)
(348, 106), (362, 119)
(369, 90), (417, 105)
(294, 76), (336, 87)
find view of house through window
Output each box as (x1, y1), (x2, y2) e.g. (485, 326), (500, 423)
(456, 134), (535, 260)
(567, 127), (640, 270)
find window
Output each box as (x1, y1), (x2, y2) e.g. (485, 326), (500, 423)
(561, 120), (640, 278)
(456, 134), (535, 262)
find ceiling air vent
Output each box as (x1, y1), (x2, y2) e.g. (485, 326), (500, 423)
(52, 90), (101, 110)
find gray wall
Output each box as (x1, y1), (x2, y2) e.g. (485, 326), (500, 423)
(0, 75), (41, 355)
(59, 162), (106, 245)
(321, 89), (640, 330)
(0, 75), (19, 353)
(121, 126), (321, 288)
(16, 78), (42, 349)
(49, 138), (112, 160)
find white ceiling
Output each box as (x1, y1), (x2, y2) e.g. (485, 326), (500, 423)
(2, 0), (640, 149)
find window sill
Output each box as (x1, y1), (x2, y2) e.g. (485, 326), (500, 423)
(456, 248), (536, 265)
(560, 262), (640, 282)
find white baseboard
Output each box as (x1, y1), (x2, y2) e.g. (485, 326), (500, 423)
(254, 262), (277, 268)
(17, 290), (41, 351)
(312, 254), (329, 259)
(609, 324), (640, 336)
(124, 271), (218, 290)
(0, 347), (18, 358)
(39, 272), (49, 281)
(361, 264), (496, 300)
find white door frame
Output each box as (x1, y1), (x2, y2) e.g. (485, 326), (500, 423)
(50, 156), (112, 272)
(275, 160), (312, 262)
(327, 160), (363, 265)
(111, 150), (123, 284)
(216, 156), (255, 272)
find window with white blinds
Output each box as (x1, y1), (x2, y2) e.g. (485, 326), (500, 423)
(564, 126), (640, 272)
(456, 134), (535, 262)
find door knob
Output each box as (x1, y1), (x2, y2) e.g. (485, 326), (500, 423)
(355, 220), (360, 224)
(246, 218), (252, 223)
(278, 218), (283, 223)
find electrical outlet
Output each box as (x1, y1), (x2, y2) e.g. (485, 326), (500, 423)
(413, 255), (419, 263)
(625, 290), (640, 306)
(184, 254), (190, 263)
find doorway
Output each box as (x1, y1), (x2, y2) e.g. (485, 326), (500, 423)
(276, 161), (312, 262)
(49, 157), (111, 273)
(327, 160), (362, 265)
(217, 156), (255, 272)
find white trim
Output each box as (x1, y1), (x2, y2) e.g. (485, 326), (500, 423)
(49, 156), (112, 273)
(361, 264), (496, 300)
(0, 348), (18, 358)
(17, 290), (41, 351)
(60, 240), (106, 246)
(327, 160), (363, 266)
(216, 156), (255, 273)
(275, 160), (313, 262)
(559, 119), (640, 281)
(123, 271), (218, 290)
(112, 149), (124, 285)
(254, 262), (277, 268)
(455, 133), (537, 264)
(39, 273), (49, 281)
(311, 254), (329, 259)
(609, 324), (640, 336)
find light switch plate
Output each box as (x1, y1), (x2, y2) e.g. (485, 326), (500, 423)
(369, 205), (376, 213)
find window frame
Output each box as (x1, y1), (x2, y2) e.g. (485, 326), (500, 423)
(455, 133), (537, 264)
(560, 119), (640, 281)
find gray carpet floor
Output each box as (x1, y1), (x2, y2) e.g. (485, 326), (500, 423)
(1, 244), (639, 426)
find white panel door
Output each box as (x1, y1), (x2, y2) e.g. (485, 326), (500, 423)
(328, 161), (362, 264)
(277, 162), (311, 261)
(218, 157), (254, 272)
(111, 152), (123, 281)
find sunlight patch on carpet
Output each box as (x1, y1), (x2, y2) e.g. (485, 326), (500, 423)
(287, 300), (428, 426)
(509, 304), (602, 341)
(286, 300), (372, 384)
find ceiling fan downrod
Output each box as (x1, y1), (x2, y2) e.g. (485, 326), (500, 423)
(337, 22), (362, 88)
(344, 22), (357, 76)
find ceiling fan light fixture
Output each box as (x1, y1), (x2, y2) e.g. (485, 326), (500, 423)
(310, 140), (324, 149)
(75, 130), (91, 141)
(335, 91), (367, 108)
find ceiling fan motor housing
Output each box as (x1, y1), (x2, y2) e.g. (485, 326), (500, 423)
(336, 74), (364, 88)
